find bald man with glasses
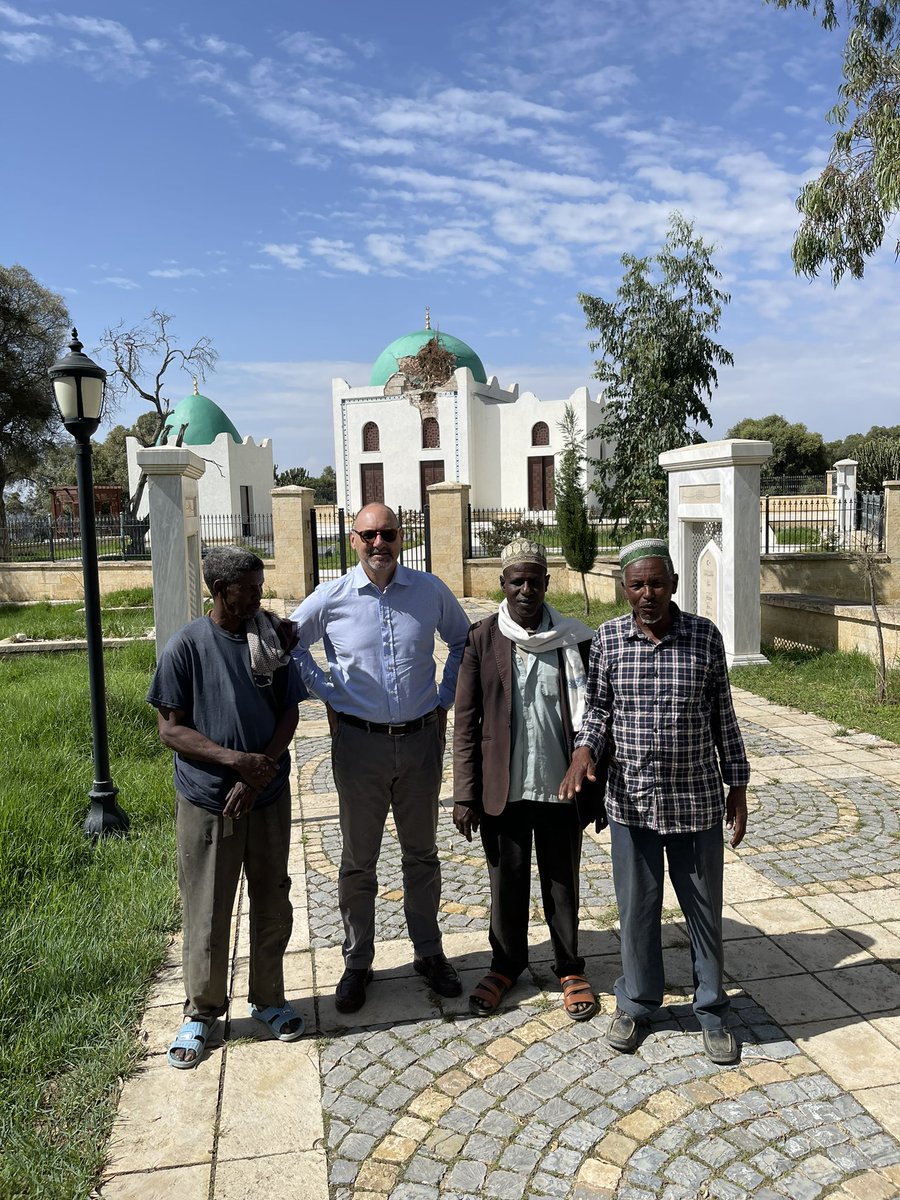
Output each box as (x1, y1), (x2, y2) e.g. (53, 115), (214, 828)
(291, 503), (470, 1014)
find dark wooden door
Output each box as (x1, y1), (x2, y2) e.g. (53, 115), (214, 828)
(528, 455), (554, 509)
(420, 460), (445, 507)
(360, 463), (384, 506)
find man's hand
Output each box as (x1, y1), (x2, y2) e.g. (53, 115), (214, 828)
(726, 787), (748, 848)
(453, 803), (480, 842)
(232, 751), (277, 789)
(267, 612), (299, 654)
(223, 781), (258, 819)
(558, 746), (596, 801)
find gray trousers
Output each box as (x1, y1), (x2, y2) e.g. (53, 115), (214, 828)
(176, 784), (293, 1021)
(331, 719), (444, 969)
(609, 818), (729, 1030)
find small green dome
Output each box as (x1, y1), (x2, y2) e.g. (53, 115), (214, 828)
(157, 389), (241, 446)
(370, 328), (487, 387)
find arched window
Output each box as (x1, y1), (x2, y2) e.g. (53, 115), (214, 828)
(532, 421), (550, 447)
(362, 421), (380, 452)
(422, 417), (440, 449)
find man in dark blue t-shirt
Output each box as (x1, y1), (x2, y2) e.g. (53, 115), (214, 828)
(148, 546), (307, 1068)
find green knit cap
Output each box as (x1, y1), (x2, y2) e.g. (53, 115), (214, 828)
(619, 538), (674, 573)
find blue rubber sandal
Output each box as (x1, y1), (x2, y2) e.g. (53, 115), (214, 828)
(167, 1018), (216, 1069)
(249, 1002), (305, 1041)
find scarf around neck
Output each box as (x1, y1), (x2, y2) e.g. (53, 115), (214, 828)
(496, 600), (594, 730)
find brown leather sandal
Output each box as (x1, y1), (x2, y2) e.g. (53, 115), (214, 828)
(468, 971), (514, 1016)
(560, 974), (598, 1022)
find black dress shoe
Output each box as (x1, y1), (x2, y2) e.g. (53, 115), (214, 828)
(414, 953), (463, 997)
(335, 967), (373, 1013)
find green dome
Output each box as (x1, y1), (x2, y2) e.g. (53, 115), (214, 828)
(370, 328), (487, 387)
(157, 390), (241, 446)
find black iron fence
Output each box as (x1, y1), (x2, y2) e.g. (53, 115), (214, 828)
(1, 511), (274, 563)
(761, 491), (884, 553)
(760, 473), (828, 496)
(467, 507), (644, 559)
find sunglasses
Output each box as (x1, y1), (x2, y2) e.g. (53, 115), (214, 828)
(351, 527), (400, 544)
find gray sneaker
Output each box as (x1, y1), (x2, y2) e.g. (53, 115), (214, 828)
(702, 1026), (739, 1064)
(606, 1008), (641, 1053)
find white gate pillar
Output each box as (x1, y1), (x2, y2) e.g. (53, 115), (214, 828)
(833, 458), (858, 544)
(136, 446), (206, 657)
(659, 439), (771, 667)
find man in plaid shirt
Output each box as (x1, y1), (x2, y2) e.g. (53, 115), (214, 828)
(559, 538), (748, 1064)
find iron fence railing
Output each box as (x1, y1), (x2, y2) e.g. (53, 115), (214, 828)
(0, 511), (274, 563)
(760, 473), (828, 496)
(466, 507), (643, 558)
(761, 491), (884, 554)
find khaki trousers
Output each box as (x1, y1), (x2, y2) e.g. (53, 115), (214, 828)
(176, 784), (293, 1021)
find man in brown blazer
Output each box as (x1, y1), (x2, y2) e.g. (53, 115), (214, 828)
(452, 539), (603, 1020)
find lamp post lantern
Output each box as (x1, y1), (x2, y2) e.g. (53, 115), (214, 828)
(49, 329), (129, 838)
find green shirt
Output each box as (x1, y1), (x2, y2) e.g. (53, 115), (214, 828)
(507, 610), (572, 805)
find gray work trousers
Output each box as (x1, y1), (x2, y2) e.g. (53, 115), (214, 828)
(331, 718), (444, 969)
(609, 818), (729, 1030)
(176, 784), (293, 1021)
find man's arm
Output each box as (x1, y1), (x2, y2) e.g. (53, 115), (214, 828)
(451, 626), (483, 842)
(222, 703), (301, 818)
(289, 590), (332, 701)
(435, 585), (473, 711)
(560, 632), (612, 798)
(156, 707), (278, 790)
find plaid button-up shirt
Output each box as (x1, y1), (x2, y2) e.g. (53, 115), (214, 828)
(575, 604), (749, 834)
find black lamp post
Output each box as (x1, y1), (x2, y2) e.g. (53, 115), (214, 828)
(49, 329), (129, 838)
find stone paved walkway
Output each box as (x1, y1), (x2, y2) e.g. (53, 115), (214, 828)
(99, 601), (900, 1199)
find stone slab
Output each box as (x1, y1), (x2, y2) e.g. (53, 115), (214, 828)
(789, 1018), (900, 1089)
(216, 1040), (324, 1161)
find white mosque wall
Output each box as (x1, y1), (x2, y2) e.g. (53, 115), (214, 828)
(332, 368), (608, 514)
(126, 433), (274, 521)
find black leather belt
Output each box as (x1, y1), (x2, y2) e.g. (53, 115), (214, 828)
(339, 709), (438, 736)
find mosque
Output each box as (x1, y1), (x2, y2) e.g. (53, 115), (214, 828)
(125, 381), (274, 523)
(125, 314), (608, 521)
(333, 311), (608, 513)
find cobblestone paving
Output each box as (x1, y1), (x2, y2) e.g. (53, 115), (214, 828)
(737, 778), (900, 892)
(297, 684), (900, 1198)
(319, 1000), (900, 1200)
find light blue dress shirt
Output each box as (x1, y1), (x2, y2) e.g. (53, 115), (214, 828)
(290, 563), (471, 723)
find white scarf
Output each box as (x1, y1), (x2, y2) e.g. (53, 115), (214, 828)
(497, 601), (594, 730)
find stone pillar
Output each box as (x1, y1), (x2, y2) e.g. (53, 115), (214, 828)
(426, 481), (470, 597)
(833, 459), (858, 544)
(883, 481), (900, 564)
(267, 486), (316, 602)
(136, 447), (205, 657)
(659, 439), (771, 667)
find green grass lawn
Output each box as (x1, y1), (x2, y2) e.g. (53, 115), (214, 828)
(732, 644), (900, 744)
(0, 642), (177, 1199)
(0, 596), (155, 642)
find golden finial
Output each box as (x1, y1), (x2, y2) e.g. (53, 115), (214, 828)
(193, 377), (199, 395)
(425, 306), (431, 331)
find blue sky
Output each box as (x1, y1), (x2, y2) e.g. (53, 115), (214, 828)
(3, 0), (897, 474)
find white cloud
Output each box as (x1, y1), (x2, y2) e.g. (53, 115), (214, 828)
(308, 238), (371, 274)
(95, 276), (140, 289)
(148, 267), (205, 279)
(0, 29), (50, 60)
(260, 243), (307, 270)
(0, 2), (47, 27)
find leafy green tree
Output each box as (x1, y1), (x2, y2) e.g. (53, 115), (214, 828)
(274, 464), (337, 504)
(726, 414), (829, 477)
(768, 0), (900, 281)
(0, 264), (70, 557)
(580, 213), (730, 535)
(827, 423), (900, 462)
(555, 404), (598, 617)
(856, 435), (900, 489)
